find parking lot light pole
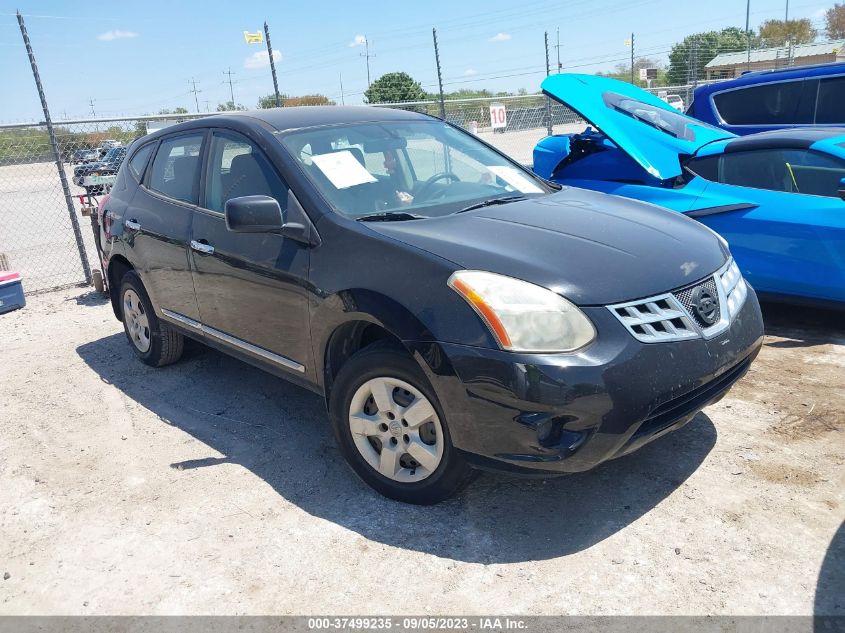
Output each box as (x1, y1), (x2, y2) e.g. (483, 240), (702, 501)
(16, 11), (91, 285)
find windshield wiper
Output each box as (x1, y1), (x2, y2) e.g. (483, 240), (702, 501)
(355, 211), (428, 222)
(456, 195), (527, 214)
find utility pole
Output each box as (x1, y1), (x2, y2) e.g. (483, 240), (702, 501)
(16, 11), (91, 285)
(339, 73), (345, 106)
(555, 27), (562, 72)
(745, 0), (752, 71)
(544, 31), (553, 137)
(203, 99), (210, 112)
(223, 67), (236, 104)
(264, 21), (281, 107)
(88, 97), (96, 117)
(360, 36), (375, 87)
(432, 28), (446, 119)
(189, 78), (201, 113)
(630, 32), (635, 84)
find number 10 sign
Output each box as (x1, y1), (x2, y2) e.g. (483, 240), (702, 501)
(489, 103), (507, 129)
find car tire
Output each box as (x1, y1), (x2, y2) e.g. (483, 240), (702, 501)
(119, 270), (184, 367)
(329, 342), (475, 505)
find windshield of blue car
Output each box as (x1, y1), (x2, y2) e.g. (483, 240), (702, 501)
(602, 91), (724, 142)
(277, 120), (551, 219)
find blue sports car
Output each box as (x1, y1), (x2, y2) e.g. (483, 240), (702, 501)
(534, 74), (845, 308)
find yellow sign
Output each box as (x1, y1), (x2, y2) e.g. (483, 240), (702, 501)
(243, 30), (263, 44)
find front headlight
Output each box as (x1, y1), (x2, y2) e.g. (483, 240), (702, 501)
(448, 270), (596, 353)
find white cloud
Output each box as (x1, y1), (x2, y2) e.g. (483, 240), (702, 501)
(464, 68), (478, 76)
(349, 34), (367, 47)
(244, 49), (282, 69)
(97, 30), (138, 41)
(811, 6), (827, 18)
(488, 32), (511, 42)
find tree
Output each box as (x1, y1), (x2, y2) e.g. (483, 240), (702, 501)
(600, 56), (667, 86)
(157, 107), (188, 115)
(667, 27), (754, 84)
(758, 19), (816, 47)
(257, 93), (288, 109)
(257, 93), (334, 108)
(217, 101), (246, 111)
(364, 72), (426, 104)
(825, 3), (845, 39)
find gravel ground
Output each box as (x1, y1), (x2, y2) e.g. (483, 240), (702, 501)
(0, 287), (842, 615)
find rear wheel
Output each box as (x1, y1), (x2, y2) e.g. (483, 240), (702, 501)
(119, 271), (183, 367)
(329, 344), (474, 504)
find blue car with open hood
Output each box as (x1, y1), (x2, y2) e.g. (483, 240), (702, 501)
(534, 73), (845, 308)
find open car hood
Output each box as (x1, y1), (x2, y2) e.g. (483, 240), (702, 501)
(542, 74), (735, 181)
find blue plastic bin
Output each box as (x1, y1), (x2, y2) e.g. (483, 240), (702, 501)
(0, 272), (25, 314)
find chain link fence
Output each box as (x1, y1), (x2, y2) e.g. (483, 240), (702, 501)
(0, 87), (702, 294)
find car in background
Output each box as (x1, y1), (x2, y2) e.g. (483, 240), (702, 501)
(534, 73), (845, 309)
(73, 146), (127, 193)
(687, 62), (845, 135)
(72, 148), (99, 164)
(97, 106), (763, 503)
(662, 94), (684, 111)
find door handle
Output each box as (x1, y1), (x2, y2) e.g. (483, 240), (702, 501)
(124, 219), (141, 231)
(190, 239), (215, 255)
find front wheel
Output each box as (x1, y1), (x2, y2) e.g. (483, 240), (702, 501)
(329, 344), (474, 504)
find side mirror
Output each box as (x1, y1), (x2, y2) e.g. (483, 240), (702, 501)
(839, 177), (845, 202)
(225, 195), (283, 233)
(224, 194), (320, 246)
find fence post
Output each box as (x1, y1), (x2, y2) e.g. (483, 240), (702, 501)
(16, 11), (92, 286)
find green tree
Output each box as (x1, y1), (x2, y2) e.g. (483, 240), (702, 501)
(157, 107), (189, 115)
(216, 101), (246, 111)
(364, 72), (426, 104)
(257, 93), (288, 109)
(667, 27), (754, 84)
(599, 57), (666, 86)
(758, 19), (816, 47)
(824, 3), (845, 39)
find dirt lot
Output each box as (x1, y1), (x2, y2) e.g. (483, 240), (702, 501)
(0, 287), (842, 615)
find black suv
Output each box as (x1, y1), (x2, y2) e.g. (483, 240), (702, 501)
(100, 107), (764, 504)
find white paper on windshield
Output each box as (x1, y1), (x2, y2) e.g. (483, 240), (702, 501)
(311, 150), (377, 189)
(487, 165), (544, 194)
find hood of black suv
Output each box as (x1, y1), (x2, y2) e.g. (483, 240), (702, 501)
(367, 187), (728, 306)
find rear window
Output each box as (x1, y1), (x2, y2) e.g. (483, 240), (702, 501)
(602, 91), (722, 141)
(816, 76), (845, 124)
(712, 80), (815, 126)
(147, 134), (204, 204)
(128, 143), (154, 181)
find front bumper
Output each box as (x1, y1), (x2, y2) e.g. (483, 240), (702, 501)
(411, 289), (764, 475)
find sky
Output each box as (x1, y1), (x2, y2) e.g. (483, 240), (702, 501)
(0, 0), (833, 122)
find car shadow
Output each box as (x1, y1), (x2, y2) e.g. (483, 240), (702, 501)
(815, 520), (844, 624)
(760, 301), (845, 349)
(76, 333), (717, 563)
(70, 289), (110, 307)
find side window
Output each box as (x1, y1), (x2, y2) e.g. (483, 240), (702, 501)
(128, 143), (154, 181)
(713, 81), (814, 125)
(815, 76), (845, 124)
(147, 134), (204, 204)
(685, 155), (720, 181)
(205, 131), (287, 213)
(719, 149), (845, 197)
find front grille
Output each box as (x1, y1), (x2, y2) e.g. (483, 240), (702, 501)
(674, 277), (721, 328)
(608, 258), (748, 344)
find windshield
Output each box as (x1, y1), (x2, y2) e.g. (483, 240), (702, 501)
(277, 120), (550, 219)
(602, 91), (723, 141)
